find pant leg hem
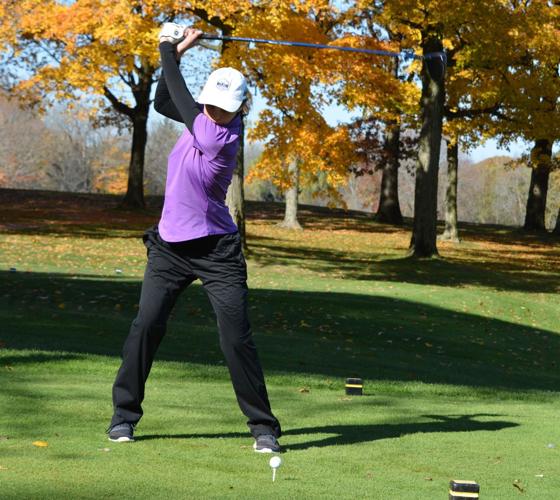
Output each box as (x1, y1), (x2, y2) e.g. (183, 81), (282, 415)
(110, 413), (141, 429)
(249, 423), (282, 439)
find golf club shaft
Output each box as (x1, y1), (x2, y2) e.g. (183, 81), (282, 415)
(200, 34), (446, 63)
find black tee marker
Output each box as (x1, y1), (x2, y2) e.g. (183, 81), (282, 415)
(345, 378), (363, 396)
(449, 480), (480, 499)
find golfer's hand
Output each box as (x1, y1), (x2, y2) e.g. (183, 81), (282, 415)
(176, 28), (203, 58)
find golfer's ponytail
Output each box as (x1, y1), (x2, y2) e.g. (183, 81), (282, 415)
(240, 89), (252, 116)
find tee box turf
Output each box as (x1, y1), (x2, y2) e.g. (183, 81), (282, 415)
(345, 378), (363, 395)
(449, 480), (480, 499)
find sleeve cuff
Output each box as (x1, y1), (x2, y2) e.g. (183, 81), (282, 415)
(159, 41), (176, 51)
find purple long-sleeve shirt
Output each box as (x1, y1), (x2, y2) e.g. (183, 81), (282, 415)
(155, 42), (240, 242)
(158, 111), (241, 242)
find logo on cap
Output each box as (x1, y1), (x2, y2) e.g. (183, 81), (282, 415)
(216, 79), (231, 91)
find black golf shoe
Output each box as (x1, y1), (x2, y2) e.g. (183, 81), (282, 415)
(107, 422), (135, 442)
(253, 434), (281, 453)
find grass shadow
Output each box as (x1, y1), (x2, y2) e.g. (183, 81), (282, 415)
(2, 189), (558, 294)
(0, 352), (81, 366)
(135, 414), (518, 449)
(0, 188), (161, 238)
(248, 237), (560, 294)
(1, 270), (558, 392)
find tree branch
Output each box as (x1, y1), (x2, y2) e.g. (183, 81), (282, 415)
(117, 71), (132, 88)
(103, 85), (134, 118)
(395, 17), (424, 31)
(186, 7), (234, 34)
(34, 39), (64, 65)
(445, 104), (501, 119)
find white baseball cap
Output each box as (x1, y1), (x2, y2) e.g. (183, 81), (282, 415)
(197, 67), (247, 113)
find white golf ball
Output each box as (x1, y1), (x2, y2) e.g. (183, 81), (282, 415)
(269, 456), (282, 468)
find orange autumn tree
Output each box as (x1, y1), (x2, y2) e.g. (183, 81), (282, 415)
(373, 0), (535, 256)
(318, 3), (421, 225)
(432, 0), (560, 241)
(0, 0), (254, 208)
(1, 0), (165, 207)
(435, 4), (521, 242)
(395, 1), (559, 239)
(217, 1), (358, 228)
(487, 1), (560, 233)
(248, 92), (354, 229)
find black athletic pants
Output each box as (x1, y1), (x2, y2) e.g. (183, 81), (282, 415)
(110, 225), (281, 438)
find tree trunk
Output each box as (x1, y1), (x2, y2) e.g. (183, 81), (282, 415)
(278, 159), (302, 229)
(376, 58), (403, 225)
(122, 76), (152, 209)
(553, 207), (560, 235)
(375, 118), (403, 225)
(121, 113), (148, 208)
(409, 38), (445, 257)
(524, 139), (551, 232)
(440, 139), (460, 242)
(226, 117), (247, 250)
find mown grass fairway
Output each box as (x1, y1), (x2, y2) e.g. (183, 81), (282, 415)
(1, 190), (559, 499)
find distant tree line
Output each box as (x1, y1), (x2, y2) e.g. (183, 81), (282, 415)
(1, 95), (558, 231)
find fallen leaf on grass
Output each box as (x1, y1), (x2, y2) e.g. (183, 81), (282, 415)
(298, 387), (310, 393)
(0, 465), (7, 471)
(513, 479), (524, 493)
(424, 477), (433, 481)
(32, 441), (48, 448)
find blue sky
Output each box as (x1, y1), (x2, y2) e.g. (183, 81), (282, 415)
(468, 140), (528, 162)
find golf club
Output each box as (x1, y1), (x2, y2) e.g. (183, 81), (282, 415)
(199, 33), (447, 65)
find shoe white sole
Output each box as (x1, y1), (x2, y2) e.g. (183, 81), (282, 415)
(108, 436), (134, 442)
(253, 441), (276, 453)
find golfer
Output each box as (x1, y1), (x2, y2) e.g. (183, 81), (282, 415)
(106, 27), (281, 453)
